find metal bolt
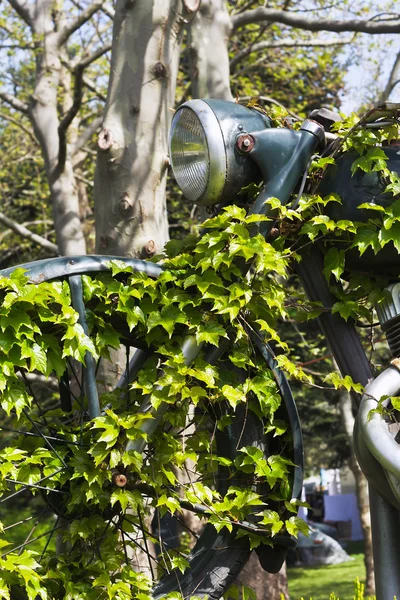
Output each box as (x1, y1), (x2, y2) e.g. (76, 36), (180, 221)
(236, 133), (255, 154)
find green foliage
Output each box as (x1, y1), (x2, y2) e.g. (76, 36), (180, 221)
(1, 98), (400, 598)
(0, 205), (309, 598)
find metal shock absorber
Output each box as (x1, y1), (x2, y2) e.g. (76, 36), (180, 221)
(376, 282), (400, 357)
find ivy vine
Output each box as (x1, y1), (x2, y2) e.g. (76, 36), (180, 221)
(0, 109), (399, 599)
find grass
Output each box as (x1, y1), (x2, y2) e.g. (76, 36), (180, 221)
(287, 542), (372, 600)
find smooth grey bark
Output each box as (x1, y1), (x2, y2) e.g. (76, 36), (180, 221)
(2, 0), (110, 256)
(189, 0), (233, 100)
(28, 5), (86, 256)
(94, 0), (185, 258)
(339, 392), (375, 596)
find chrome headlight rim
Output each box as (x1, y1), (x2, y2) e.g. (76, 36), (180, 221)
(170, 99), (227, 205)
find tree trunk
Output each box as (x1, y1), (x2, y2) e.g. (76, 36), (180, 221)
(29, 5), (86, 256)
(339, 392), (375, 596)
(188, 0), (233, 100)
(236, 554), (289, 600)
(94, 0), (184, 258)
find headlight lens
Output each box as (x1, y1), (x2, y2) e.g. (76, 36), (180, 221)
(169, 100), (226, 206)
(169, 107), (210, 202)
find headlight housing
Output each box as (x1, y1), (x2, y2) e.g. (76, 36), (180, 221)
(169, 99), (271, 206)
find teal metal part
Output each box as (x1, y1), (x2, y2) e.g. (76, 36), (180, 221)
(0, 254), (163, 282)
(248, 122), (324, 235)
(68, 274), (101, 420)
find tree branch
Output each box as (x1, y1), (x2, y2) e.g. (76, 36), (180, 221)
(7, 0), (32, 26)
(57, 0), (107, 46)
(101, 4), (114, 19)
(71, 116), (102, 159)
(230, 36), (353, 69)
(0, 91), (29, 114)
(58, 43), (109, 171)
(57, 66), (85, 172)
(0, 43), (35, 50)
(379, 49), (400, 103)
(82, 74), (107, 101)
(72, 42), (111, 70)
(0, 111), (38, 144)
(232, 8), (400, 34)
(0, 212), (58, 253)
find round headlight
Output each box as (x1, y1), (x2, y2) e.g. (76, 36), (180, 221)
(169, 99), (271, 206)
(169, 100), (226, 205)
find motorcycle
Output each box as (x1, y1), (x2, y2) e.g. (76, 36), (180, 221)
(0, 98), (399, 599)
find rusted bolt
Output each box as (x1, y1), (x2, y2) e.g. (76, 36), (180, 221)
(236, 134), (254, 154)
(143, 240), (156, 257)
(98, 128), (114, 151)
(112, 472), (127, 488)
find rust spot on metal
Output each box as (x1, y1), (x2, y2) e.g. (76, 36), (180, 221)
(112, 472), (127, 488)
(98, 128), (114, 151)
(100, 235), (108, 249)
(236, 134), (255, 154)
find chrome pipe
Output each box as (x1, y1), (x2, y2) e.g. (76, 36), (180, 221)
(358, 364), (400, 481)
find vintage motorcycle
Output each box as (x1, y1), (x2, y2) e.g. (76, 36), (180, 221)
(0, 98), (400, 599)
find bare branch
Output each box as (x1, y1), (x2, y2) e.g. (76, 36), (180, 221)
(379, 49), (400, 103)
(71, 116), (102, 159)
(0, 91), (29, 114)
(230, 36), (353, 69)
(0, 220), (53, 243)
(0, 43), (35, 50)
(57, 0), (106, 46)
(101, 4), (114, 19)
(0, 111), (38, 144)
(72, 42), (111, 70)
(0, 212), (58, 253)
(57, 66), (85, 171)
(232, 8), (400, 34)
(82, 74), (107, 101)
(6, 0), (33, 26)
(57, 43), (109, 170)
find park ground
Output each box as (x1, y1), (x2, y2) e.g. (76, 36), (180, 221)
(287, 541), (372, 599)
